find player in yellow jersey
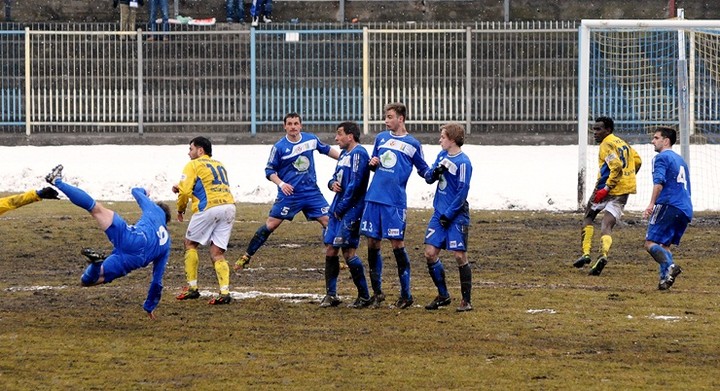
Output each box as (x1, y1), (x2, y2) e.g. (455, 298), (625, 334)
(573, 116), (642, 276)
(173, 137), (237, 304)
(0, 187), (59, 215)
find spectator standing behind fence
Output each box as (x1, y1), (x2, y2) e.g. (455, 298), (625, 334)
(226, 0), (244, 23)
(250, 0), (272, 27)
(147, 0), (169, 41)
(113, 0), (143, 39)
(643, 127), (692, 291)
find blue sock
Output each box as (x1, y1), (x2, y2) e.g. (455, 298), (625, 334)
(368, 248), (383, 295)
(55, 179), (96, 212)
(81, 263), (102, 285)
(246, 225), (272, 256)
(428, 259), (449, 298)
(347, 256), (370, 299)
(648, 244), (674, 278)
(393, 247), (412, 300)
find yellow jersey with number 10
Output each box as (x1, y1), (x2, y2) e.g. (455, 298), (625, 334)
(176, 156), (234, 214)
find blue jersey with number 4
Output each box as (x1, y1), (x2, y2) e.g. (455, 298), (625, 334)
(652, 149), (692, 219)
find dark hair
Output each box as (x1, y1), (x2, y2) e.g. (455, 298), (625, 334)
(156, 202), (172, 224)
(594, 116), (614, 132)
(384, 102), (408, 121)
(441, 123), (465, 147)
(338, 121), (361, 142)
(284, 112), (302, 124)
(656, 126), (677, 146)
(190, 136), (212, 157)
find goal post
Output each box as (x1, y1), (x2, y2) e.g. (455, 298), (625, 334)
(577, 17), (720, 211)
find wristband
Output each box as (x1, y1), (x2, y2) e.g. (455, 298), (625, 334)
(279, 182), (286, 188)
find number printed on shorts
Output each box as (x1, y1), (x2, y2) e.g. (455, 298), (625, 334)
(425, 228), (436, 239)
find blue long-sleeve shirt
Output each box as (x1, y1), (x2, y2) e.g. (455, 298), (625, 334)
(328, 145), (370, 218)
(130, 188), (171, 313)
(424, 150), (472, 224)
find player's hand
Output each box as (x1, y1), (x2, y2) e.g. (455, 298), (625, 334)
(368, 157), (379, 171)
(593, 187), (609, 203)
(643, 204), (654, 219)
(171, 184), (180, 194)
(176, 212), (184, 222)
(147, 311), (156, 320)
(279, 182), (294, 196)
(432, 165), (448, 180)
(36, 187), (60, 200)
(331, 182), (342, 193)
(439, 215), (451, 228)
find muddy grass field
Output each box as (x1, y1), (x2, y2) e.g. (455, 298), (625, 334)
(1, 200), (720, 390)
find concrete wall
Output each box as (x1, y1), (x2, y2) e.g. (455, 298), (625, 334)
(3, 0), (719, 24)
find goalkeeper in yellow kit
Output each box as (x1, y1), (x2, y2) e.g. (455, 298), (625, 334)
(173, 137), (236, 305)
(0, 187), (59, 215)
(573, 116), (641, 276)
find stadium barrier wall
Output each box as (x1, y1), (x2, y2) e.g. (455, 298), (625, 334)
(0, 21), (578, 136)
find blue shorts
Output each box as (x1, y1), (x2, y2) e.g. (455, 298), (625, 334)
(424, 214), (469, 251)
(646, 204), (690, 246)
(359, 201), (406, 240)
(269, 191), (329, 221)
(101, 213), (149, 283)
(323, 206), (363, 249)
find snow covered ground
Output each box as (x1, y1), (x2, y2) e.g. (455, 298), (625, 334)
(2, 143), (717, 211)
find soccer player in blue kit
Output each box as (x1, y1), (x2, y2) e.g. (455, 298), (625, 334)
(45, 165), (172, 320)
(320, 121), (372, 308)
(360, 102), (431, 309)
(233, 112), (340, 271)
(642, 127), (692, 290)
(422, 123), (474, 312)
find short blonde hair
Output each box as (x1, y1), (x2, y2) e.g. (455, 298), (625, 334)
(441, 123), (465, 147)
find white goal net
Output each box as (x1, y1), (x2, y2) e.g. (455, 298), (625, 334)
(578, 17), (720, 211)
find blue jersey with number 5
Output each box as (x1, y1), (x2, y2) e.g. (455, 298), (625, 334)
(652, 149), (692, 219)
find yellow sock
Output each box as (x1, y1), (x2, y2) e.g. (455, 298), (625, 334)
(581, 225), (594, 256)
(214, 258), (230, 295)
(601, 235), (612, 258)
(184, 248), (199, 289)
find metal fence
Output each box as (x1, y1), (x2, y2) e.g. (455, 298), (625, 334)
(0, 21), (580, 135)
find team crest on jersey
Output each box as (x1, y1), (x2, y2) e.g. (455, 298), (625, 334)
(379, 150), (398, 168)
(438, 175), (447, 190)
(293, 156), (310, 172)
(335, 170), (344, 184)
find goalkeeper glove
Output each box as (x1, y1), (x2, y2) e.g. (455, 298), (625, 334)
(439, 215), (451, 228)
(432, 165), (448, 180)
(593, 187), (609, 203)
(36, 187), (59, 200)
